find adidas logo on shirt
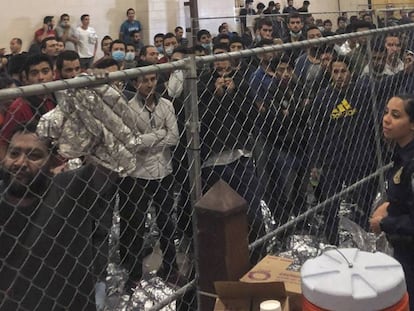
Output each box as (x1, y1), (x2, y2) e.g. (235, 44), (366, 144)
(331, 99), (357, 119)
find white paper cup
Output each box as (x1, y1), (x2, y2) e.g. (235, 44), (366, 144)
(260, 300), (282, 311)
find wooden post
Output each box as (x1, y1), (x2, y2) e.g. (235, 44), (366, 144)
(196, 179), (251, 311)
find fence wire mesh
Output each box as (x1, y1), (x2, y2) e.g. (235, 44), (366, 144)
(0, 22), (413, 311)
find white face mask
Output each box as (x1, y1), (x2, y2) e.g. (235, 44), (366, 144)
(165, 46), (174, 56)
(125, 51), (135, 61)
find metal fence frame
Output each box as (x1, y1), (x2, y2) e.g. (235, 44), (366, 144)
(0, 22), (413, 310)
(191, 8), (414, 44)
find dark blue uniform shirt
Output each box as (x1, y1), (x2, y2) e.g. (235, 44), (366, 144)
(382, 139), (414, 236)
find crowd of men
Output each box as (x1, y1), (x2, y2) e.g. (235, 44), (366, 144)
(0, 2), (414, 310)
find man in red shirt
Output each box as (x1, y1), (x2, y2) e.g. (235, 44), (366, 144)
(34, 16), (56, 44)
(0, 54), (56, 159)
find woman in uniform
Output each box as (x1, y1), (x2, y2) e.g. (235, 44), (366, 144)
(370, 94), (414, 310)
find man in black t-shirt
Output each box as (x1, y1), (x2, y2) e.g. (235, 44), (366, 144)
(0, 122), (114, 311)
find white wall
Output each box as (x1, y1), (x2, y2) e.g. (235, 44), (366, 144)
(147, 0), (186, 42)
(0, 0), (135, 56)
(247, 0), (370, 30)
(249, 0), (370, 14)
(197, 0), (240, 37)
(0, 0), (186, 56)
(195, 0), (371, 38)
(0, 0), (369, 55)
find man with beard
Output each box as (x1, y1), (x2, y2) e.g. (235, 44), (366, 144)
(0, 122), (115, 310)
(294, 26), (323, 84)
(362, 40), (387, 80)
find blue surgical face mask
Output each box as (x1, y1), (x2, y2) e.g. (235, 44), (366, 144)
(156, 46), (164, 53)
(201, 43), (212, 50)
(112, 50), (125, 61)
(125, 51), (135, 61)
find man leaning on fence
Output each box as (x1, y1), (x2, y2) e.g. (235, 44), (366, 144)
(0, 121), (116, 310)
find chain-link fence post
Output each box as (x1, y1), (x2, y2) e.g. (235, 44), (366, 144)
(366, 36), (387, 197)
(184, 57), (203, 205)
(183, 54), (202, 310)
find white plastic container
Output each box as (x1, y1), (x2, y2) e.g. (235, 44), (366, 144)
(301, 248), (407, 311)
(260, 299), (282, 311)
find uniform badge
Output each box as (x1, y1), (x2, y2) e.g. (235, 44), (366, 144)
(393, 167), (403, 184)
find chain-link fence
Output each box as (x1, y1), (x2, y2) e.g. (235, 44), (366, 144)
(193, 8), (414, 45)
(0, 22), (413, 311)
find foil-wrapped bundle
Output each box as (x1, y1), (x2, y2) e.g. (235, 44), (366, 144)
(275, 217), (393, 272)
(136, 276), (176, 310)
(277, 235), (328, 271)
(339, 216), (392, 255)
(104, 264), (177, 311)
(37, 82), (147, 176)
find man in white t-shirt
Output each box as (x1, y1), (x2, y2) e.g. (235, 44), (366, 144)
(76, 14), (98, 69)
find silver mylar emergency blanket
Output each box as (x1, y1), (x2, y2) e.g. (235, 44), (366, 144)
(37, 82), (142, 176)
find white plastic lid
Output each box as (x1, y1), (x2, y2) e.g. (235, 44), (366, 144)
(301, 248), (406, 311)
(260, 300), (282, 311)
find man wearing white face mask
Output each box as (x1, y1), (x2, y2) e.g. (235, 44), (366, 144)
(282, 12), (305, 62)
(158, 32), (178, 64)
(124, 43), (138, 69)
(110, 39), (127, 69)
(197, 29), (213, 55)
(154, 33), (165, 59)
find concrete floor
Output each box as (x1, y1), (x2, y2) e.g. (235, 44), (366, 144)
(102, 202), (194, 311)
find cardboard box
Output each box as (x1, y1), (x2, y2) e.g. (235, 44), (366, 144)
(240, 256), (302, 311)
(214, 281), (290, 311)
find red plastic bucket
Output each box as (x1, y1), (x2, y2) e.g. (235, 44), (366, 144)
(302, 292), (409, 311)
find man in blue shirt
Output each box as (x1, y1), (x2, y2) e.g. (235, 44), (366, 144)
(119, 8), (142, 44)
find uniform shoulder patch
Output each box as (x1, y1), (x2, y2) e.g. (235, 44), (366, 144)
(393, 167), (403, 184)
(411, 172), (414, 193)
